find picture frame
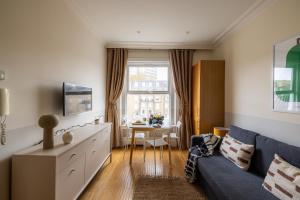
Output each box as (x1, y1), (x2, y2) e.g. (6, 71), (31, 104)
(273, 34), (300, 113)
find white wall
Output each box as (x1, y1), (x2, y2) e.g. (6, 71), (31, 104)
(128, 49), (213, 64)
(128, 49), (169, 61)
(213, 0), (300, 146)
(193, 50), (214, 64)
(0, 1), (106, 199)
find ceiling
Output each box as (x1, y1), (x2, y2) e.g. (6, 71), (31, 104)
(68, 0), (267, 47)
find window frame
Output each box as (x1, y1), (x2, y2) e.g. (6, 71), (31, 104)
(121, 60), (175, 124)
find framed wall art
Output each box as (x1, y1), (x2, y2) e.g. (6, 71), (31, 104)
(273, 34), (300, 113)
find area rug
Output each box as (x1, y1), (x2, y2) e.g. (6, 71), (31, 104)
(133, 176), (207, 200)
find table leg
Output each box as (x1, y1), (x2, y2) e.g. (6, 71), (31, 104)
(129, 129), (136, 164)
(168, 134), (172, 165)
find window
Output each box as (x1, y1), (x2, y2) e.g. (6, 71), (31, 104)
(121, 61), (174, 124)
(128, 66), (168, 92)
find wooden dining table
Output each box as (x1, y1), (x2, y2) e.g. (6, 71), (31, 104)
(128, 124), (173, 165)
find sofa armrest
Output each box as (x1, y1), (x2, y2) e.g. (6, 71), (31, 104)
(191, 135), (223, 149)
(191, 135), (203, 147)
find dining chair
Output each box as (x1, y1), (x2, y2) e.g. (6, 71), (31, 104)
(120, 125), (145, 156)
(163, 121), (182, 150)
(143, 128), (172, 173)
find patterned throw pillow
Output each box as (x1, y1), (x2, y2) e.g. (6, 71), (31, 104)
(263, 154), (300, 200)
(220, 134), (254, 170)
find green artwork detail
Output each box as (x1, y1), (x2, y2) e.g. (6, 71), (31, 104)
(276, 39), (300, 102)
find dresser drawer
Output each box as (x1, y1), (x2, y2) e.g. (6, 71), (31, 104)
(99, 128), (110, 143)
(85, 129), (109, 149)
(57, 144), (85, 173)
(85, 144), (102, 182)
(85, 129), (110, 182)
(97, 128), (111, 165)
(86, 133), (100, 147)
(56, 155), (85, 200)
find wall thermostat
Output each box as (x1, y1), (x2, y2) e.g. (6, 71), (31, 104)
(0, 71), (5, 80)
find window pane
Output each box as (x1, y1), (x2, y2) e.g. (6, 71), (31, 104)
(128, 67), (168, 91)
(126, 94), (170, 123)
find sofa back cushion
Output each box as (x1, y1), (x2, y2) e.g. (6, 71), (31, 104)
(254, 135), (300, 177)
(229, 125), (258, 145)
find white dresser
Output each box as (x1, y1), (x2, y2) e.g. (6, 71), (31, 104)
(12, 123), (112, 200)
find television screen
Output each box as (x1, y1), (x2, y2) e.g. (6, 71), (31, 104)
(63, 82), (92, 116)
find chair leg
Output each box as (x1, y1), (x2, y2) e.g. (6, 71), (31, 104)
(123, 144), (126, 159)
(143, 141), (146, 162)
(154, 145), (156, 174)
(179, 138), (182, 151)
(168, 141), (172, 165)
(160, 146), (163, 159)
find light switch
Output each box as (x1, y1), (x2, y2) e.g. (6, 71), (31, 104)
(0, 71), (5, 80)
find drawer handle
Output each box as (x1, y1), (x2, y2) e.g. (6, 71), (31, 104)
(69, 153), (77, 160)
(92, 150), (96, 154)
(68, 169), (76, 175)
(92, 138), (97, 142)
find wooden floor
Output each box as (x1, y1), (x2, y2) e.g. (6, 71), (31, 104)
(79, 147), (188, 200)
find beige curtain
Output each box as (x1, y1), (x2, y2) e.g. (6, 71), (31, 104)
(169, 49), (194, 149)
(105, 48), (128, 147)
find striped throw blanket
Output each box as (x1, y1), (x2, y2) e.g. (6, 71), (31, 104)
(185, 134), (221, 183)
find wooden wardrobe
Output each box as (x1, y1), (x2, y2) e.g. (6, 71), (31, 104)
(192, 60), (225, 135)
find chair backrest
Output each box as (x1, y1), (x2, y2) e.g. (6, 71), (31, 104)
(148, 128), (171, 139)
(176, 121), (182, 128)
(120, 125), (131, 138)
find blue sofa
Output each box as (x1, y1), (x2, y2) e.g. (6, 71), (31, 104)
(191, 125), (300, 200)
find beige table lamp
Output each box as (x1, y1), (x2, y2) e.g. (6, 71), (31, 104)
(0, 88), (9, 145)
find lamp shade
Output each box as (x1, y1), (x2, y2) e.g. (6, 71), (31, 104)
(0, 88), (9, 116)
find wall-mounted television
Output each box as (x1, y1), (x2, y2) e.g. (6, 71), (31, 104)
(63, 82), (92, 116)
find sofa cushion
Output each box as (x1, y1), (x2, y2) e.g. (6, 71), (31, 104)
(253, 135), (300, 177)
(263, 154), (300, 200)
(197, 153), (277, 200)
(229, 125), (259, 145)
(220, 134), (255, 170)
